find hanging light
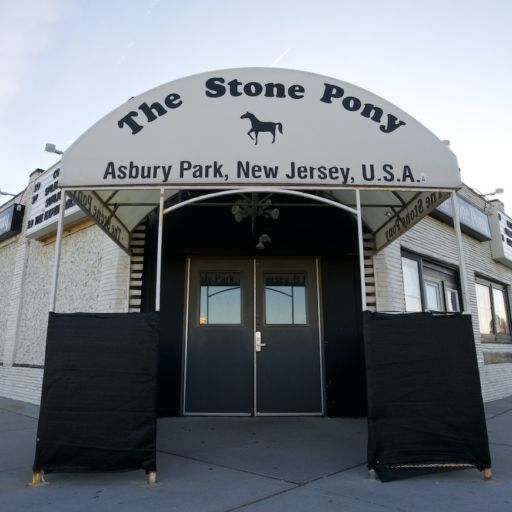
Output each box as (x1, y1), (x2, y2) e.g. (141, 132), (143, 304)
(231, 197), (280, 223)
(256, 234), (272, 250)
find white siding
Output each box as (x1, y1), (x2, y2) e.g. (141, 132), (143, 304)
(373, 190), (512, 402)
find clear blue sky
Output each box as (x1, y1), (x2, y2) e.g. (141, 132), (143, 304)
(1, 0), (511, 208)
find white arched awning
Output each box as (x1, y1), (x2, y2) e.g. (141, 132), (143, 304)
(49, 68), (469, 313)
(57, 68), (460, 253)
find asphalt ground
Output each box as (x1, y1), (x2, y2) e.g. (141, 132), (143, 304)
(1, 394), (511, 511)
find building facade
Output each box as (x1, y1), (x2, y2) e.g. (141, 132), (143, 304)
(1, 168), (511, 410)
(1, 68), (511, 416)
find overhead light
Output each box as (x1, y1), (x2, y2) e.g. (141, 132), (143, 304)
(482, 188), (504, 198)
(256, 233), (272, 250)
(0, 189), (16, 197)
(45, 143), (63, 155)
(231, 197), (280, 223)
(268, 208), (280, 220)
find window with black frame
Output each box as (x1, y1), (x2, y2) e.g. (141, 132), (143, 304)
(475, 277), (511, 343)
(401, 251), (461, 313)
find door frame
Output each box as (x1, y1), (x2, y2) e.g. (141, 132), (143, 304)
(181, 256), (325, 416)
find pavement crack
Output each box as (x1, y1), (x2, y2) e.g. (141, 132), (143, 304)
(304, 461), (367, 484)
(0, 406), (39, 420)
(157, 448), (299, 485)
(221, 477), (409, 512)
(489, 441), (512, 449)
(486, 407), (512, 420)
(0, 427), (37, 434)
(221, 486), (300, 512)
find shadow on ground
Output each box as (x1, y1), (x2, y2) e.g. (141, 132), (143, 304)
(1, 395), (511, 512)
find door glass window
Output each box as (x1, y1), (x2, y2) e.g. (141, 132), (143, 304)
(265, 273), (307, 325)
(199, 272), (241, 325)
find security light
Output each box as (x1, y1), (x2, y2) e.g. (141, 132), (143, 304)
(45, 143), (63, 155)
(482, 188), (504, 198)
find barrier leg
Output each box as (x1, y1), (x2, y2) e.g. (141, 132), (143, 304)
(29, 470), (45, 486)
(147, 470), (157, 485)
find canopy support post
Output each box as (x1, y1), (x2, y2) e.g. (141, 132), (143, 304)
(155, 188), (164, 312)
(49, 191), (66, 312)
(451, 191), (470, 313)
(356, 190), (367, 311)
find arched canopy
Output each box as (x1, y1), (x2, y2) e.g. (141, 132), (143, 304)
(59, 68), (460, 252)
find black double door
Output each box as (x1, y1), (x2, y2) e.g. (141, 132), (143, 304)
(184, 257), (323, 415)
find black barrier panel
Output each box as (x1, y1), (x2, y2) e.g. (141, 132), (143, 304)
(34, 312), (159, 473)
(364, 312), (491, 481)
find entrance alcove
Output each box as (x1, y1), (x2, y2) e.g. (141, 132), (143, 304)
(140, 191), (366, 418)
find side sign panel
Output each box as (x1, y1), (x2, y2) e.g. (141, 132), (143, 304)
(375, 191), (450, 251)
(69, 190), (130, 252)
(488, 205), (512, 268)
(26, 164), (84, 239)
(432, 193), (491, 241)
(0, 203), (24, 241)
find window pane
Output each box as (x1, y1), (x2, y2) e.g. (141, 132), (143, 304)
(445, 287), (460, 312)
(402, 257), (422, 312)
(200, 272), (241, 325)
(425, 282), (441, 311)
(476, 283), (493, 335)
(265, 273), (307, 325)
(492, 288), (510, 335)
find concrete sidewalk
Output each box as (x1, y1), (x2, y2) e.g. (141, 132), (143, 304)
(1, 395), (511, 511)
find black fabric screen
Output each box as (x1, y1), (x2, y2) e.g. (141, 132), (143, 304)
(33, 312), (159, 473)
(364, 312), (491, 481)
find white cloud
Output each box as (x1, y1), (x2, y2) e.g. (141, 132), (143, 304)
(147, 0), (160, 15)
(0, 0), (67, 117)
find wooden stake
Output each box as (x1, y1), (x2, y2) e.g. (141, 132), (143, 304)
(483, 467), (493, 480)
(147, 470), (157, 485)
(29, 470), (44, 486)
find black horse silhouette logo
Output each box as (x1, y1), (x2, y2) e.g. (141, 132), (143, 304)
(240, 112), (283, 145)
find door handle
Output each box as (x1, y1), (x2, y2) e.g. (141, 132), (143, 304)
(255, 331), (267, 352)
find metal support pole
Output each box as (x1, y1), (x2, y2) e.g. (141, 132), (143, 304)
(155, 188), (164, 312)
(451, 191), (470, 313)
(356, 190), (367, 311)
(49, 191), (66, 312)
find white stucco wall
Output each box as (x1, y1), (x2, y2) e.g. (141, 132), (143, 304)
(0, 177), (130, 403)
(0, 238), (18, 359)
(14, 226), (106, 366)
